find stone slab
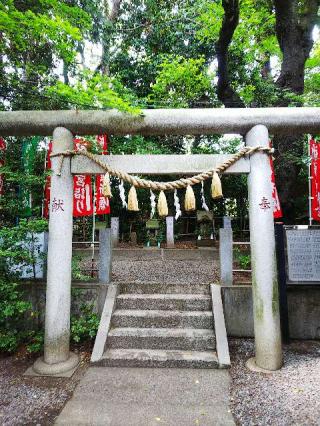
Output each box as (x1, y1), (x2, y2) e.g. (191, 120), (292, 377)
(91, 284), (118, 363)
(211, 284), (231, 368)
(286, 228), (320, 282)
(55, 367), (235, 425)
(222, 285), (320, 340)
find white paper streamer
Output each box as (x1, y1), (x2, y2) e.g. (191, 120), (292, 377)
(201, 181), (209, 212)
(118, 179), (127, 209)
(150, 190), (156, 218)
(174, 189), (182, 220)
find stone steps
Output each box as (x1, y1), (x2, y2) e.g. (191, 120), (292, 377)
(107, 327), (216, 350)
(120, 282), (210, 295)
(116, 293), (211, 311)
(92, 282), (230, 369)
(97, 348), (219, 369)
(112, 309), (214, 329)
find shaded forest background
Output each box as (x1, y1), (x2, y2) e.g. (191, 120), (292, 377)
(0, 0), (319, 354)
(0, 0), (320, 226)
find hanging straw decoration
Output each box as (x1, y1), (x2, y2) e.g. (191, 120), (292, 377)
(118, 179), (127, 209)
(150, 190), (156, 218)
(211, 171), (223, 199)
(128, 185), (139, 211)
(157, 190), (168, 217)
(174, 189), (182, 220)
(185, 185), (196, 211)
(102, 172), (112, 198)
(201, 181), (209, 211)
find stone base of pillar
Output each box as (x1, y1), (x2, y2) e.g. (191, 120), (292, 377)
(245, 357), (277, 374)
(30, 352), (79, 377)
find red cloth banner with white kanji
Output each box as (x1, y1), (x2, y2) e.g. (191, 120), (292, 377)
(95, 134), (110, 215)
(269, 144), (283, 219)
(73, 138), (93, 217)
(310, 138), (320, 221)
(43, 141), (52, 218)
(0, 137), (6, 196)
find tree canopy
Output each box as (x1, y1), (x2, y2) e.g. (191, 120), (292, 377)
(0, 0), (320, 223)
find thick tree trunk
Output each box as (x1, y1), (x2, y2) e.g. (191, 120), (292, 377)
(99, 0), (123, 75)
(273, 0), (319, 222)
(215, 0), (244, 108)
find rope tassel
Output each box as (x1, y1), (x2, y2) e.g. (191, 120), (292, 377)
(128, 186), (139, 211)
(185, 185), (196, 211)
(157, 190), (168, 217)
(211, 172), (223, 199)
(102, 172), (112, 198)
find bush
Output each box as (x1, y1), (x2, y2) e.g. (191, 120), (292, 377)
(0, 278), (33, 352)
(71, 303), (99, 343)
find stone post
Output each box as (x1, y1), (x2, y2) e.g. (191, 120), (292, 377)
(111, 217), (119, 247)
(223, 216), (232, 229)
(99, 228), (112, 284)
(219, 228), (233, 286)
(166, 216), (175, 248)
(33, 127), (78, 376)
(246, 124), (282, 371)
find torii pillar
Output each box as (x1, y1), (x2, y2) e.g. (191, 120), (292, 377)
(33, 127), (79, 376)
(246, 125), (282, 371)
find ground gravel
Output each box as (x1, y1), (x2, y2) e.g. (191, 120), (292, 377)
(229, 339), (320, 426)
(112, 259), (220, 283)
(0, 350), (89, 426)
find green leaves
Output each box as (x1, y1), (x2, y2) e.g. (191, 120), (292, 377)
(46, 70), (141, 114)
(149, 55), (214, 107)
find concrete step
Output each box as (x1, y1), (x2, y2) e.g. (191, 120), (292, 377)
(107, 327), (216, 351)
(96, 348), (219, 369)
(120, 282), (210, 295)
(116, 294), (211, 311)
(112, 309), (213, 329)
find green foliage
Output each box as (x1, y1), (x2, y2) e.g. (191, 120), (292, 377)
(149, 56), (214, 107)
(71, 303), (99, 343)
(0, 219), (48, 278)
(71, 255), (92, 281)
(46, 71), (141, 114)
(234, 247), (251, 270)
(0, 278), (33, 352)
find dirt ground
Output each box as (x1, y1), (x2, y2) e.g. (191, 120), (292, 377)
(0, 346), (90, 426)
(1, 339), (319, 425)
(229, 339), (320, 426)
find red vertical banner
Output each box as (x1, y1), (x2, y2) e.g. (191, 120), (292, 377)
(95, 134), (111, 215)
(0, 138), (6, 196)
(73, 138), (93, 217)
(310, 138), (320, 221)
(43, 141), (52, 218)
(269, 142), (283, 219)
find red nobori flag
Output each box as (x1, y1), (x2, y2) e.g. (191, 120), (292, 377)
(43, 141), (52, 218)
(95, 134), (111, 215)
(0, 138), (6, 196)
(73, 138), (93, 217)
(310, 138), (320, 221)
(73, 174), (93, 217)
(269, 142), (283, 219)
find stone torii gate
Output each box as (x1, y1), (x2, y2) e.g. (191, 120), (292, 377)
(1, 107), (320, 375)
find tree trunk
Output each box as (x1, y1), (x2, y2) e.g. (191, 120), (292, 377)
(215, 0), (244, 108)
(273, 0), (319, 222)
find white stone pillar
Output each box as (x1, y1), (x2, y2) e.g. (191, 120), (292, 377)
(111, 217), (119, 247)
(219, 228), (233, 286)
(33, 127), (78, 376)
(246, 125), (282, 371)
(166, 216), (174, 248)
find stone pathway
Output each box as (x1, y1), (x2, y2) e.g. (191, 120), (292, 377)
(55, 367), (235, 425)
